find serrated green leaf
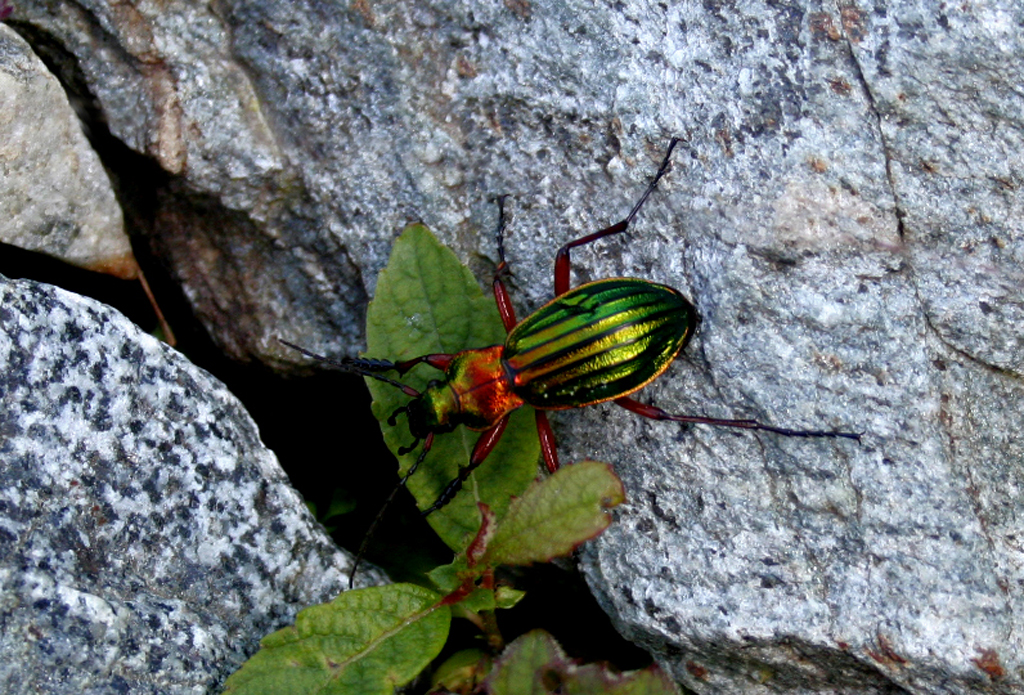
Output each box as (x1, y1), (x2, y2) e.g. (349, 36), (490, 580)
(364, 224), (540, 552)
(486, 630), (681, 695)
(485, 630), (564, 695)
(222, 584), (450, 695)
(482, 461), (625, 568)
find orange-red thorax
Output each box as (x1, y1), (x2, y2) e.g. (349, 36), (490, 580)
(424, 345), (524, 431)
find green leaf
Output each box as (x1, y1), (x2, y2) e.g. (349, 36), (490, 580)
(481, 460), (625, 568)
(456, 586), (499, 613)
(364, 224), (540, 551)
(493, 585), (526, 609)
(222, 584), (450, 695)
(322, 487), (356, 522)
(486, 630), (563, 695)
(431, 649), (492, 693)
(486, 630), (681, 695)
(310, 489), (357, 533)
(425, 557), (471, 594)
(426, 559), (464, 594)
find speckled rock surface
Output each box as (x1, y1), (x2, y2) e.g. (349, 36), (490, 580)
(0, 24), (134, 278)
(0, 276), (370, 694)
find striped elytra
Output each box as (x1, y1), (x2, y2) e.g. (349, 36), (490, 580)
(503, 278), (696, 409)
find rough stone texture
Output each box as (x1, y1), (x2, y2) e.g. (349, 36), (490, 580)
(0, 24), (134, 278)
(0, 276), (372, 694)
(6, 0), (1024, 693)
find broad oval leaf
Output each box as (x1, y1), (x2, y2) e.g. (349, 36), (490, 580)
(482, 460), (625, 568)
(222, 584), (450, 695)
(365, 224), (540, 550)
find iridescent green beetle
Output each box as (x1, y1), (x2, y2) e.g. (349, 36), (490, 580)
(283, 138), (860, 519)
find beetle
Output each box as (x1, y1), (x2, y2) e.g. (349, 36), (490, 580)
(282, 138), (859, 572)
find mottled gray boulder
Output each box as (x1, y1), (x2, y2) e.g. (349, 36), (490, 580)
(8, 0), (1024, 693)
(567, 4), (1024, 694)
(0, 276), (368, 694)
(0, 24), (133, 278)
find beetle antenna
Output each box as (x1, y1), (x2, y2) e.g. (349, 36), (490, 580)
(348, 433), (434, 589)
(279, 338), (421, 397)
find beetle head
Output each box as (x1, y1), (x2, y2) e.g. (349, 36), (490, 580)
(404, 380), (458, 439)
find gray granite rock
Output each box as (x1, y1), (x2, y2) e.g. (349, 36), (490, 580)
(567, 3), (1024, 694)
(0, 24), (134, 278)
(0, 276), (370, 694)
(7, 0), (1024, 693)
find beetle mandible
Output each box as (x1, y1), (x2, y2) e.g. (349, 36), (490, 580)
(282, 138), (859, 520)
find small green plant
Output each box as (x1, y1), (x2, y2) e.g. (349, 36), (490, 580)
(363, 224), (541, 551)
(225, 226), (679, 694)
(223, 458), (630, 695)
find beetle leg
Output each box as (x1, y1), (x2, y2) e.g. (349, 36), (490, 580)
(396, 435), (421, 455)
(349, 432), (435, 589)
(490, 199), (559, 473)
(614, 396), (862, 441)
(493, 274), (518, 333)
(535, 410), (560, 473)
(422, 415), (511, 516)
(554, 137), (683, 295)
(393, 353), (455, 374)
(387, 405), (409, 426)
(492, 195), (519, 332)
